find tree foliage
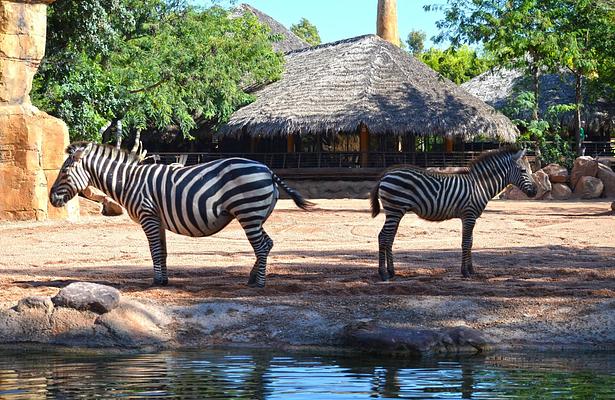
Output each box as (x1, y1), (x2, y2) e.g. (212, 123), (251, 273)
(419, 46), (492, 84)
(290, 17), (321, 46)
(406, 30), (426, 55)
(429, 0), (615, 153)
(33, 0), (284, 142)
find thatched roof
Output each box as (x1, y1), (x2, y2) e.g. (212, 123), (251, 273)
(219, 35), (518, 142)
(462, 68), (615, 127)
(235, 4), (310, 53)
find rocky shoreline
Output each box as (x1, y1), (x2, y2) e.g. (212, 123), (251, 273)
(1, 282), (613, 355)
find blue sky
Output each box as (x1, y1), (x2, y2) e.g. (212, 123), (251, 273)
(194, 1), (447, 48)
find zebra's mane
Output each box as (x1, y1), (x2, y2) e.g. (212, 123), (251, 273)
(65, 142), (143, 165)
(468, 146), (521, 170)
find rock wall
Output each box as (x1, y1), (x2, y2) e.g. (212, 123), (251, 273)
(0, 0), (78, 221)
(282, 180), (375, 199)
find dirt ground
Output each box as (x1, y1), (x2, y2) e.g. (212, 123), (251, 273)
(1, 199), (614, 347)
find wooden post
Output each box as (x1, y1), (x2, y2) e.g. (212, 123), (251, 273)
(445, 136), (453, 153)
(287, 135), (295, 153)
(360, 124), (369, 167)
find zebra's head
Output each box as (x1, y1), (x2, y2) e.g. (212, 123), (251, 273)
(507, 149), (538, 198)
(49, 142), (93, 207)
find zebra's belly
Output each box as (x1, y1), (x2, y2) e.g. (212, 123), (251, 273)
(414, 207), (461, 222)
(164, 213), (235, 237)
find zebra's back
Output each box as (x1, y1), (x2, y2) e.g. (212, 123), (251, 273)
(144, 158), (276, 236)
(378, 167), (472, 221)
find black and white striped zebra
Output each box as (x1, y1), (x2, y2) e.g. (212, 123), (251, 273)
(49, 142), (313, 287)
(370, 147), (537, 280)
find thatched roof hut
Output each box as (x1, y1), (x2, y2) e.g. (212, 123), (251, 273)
(235, 4), (309, 53)
(219, 34), (518, 142)
(462, 68), (615, 130)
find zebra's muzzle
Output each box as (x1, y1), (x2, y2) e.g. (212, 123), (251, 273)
(524, 185), (538, 198)
(50, 192), (69, 207)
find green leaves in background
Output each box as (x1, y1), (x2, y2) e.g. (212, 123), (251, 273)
(33, 0), (284, 142)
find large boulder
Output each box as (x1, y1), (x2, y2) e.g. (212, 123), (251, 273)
(79, 196), (103, 216)
(570, 156), (599, 189)
(82, 186), (123, 216)
(499, 185), (530, 200)
(551, 183), (572, 200)
(597, 163), (615, 198)
(541, 163), (569, 183)
(574, 176), (604, 199)
(343, 322), (488, 355)
(532, 170), (552, 199)
(52, 282), (121, 314)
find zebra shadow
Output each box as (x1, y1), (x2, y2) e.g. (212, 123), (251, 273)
(9, 245), (614, 300)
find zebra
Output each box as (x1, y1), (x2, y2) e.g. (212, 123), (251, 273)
(370, 147), (537, 280)
(49, 141), (314, 287)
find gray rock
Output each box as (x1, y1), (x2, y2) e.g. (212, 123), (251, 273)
(571, 156), (598, 189)
(102, 197), (124, 216)
(551, 183), (572, 200)
(15, 296), (54, 314)
(541, 163), (569, 183)
(574, 176), (604, 199)
(532, 170), (552, 199)
(597, 163), (615, 198)
(499, 185), (530, 200)
(52, 282), (121, 314)
(343, 322), (488, 355)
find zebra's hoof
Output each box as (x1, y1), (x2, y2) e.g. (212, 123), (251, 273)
(247, 281), (265, 288)
(378, 272), (390, 281)
(153, 278), (169, 286)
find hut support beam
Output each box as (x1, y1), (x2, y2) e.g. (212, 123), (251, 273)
(287, 135), (295, 153)
(360, 125), (369, 167)
(445, 136), (453, 153)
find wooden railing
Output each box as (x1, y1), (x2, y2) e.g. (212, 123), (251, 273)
(148, 151), (485, 169)
(148, 141), (614, 170)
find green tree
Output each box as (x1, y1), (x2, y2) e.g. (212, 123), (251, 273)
(33, 0), (284, 142)
(419, 46), (491, 84)
(554, 0), (615, 154)
(429, 0), (561, 122)
(290, 18), (321, 46)
(406, 30), (426, 55)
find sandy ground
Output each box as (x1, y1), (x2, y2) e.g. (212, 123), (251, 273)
(1, 199), (614, 348)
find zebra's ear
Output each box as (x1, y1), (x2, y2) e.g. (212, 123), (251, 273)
(512, 148), (527, 161)
(72, 143), (92, 161)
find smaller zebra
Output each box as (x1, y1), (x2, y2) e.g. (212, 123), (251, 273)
(370, 147), (537, 280)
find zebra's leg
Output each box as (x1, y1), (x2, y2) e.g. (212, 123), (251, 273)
(141, 215), (168, 286)
(378, 213), (402, 281)
(242, 222), (273, 288)
(461, 217), (476, 278)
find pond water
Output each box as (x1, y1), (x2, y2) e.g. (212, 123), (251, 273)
(0, 347), (613, 399)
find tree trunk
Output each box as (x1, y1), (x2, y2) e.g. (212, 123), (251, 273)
(531, 65), (542, 170)
(574, 73), (583, 155)
(531, 66), (540, 121)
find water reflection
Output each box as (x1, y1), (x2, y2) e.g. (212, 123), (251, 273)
(0, 347), (613, 399)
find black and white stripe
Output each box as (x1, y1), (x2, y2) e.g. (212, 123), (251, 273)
(50, 142), (313, 287)
(370, 147), (537, 280)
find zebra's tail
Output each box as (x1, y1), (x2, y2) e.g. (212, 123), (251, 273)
(272, 174), (315, 211)
(370, 182), (381, 218)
